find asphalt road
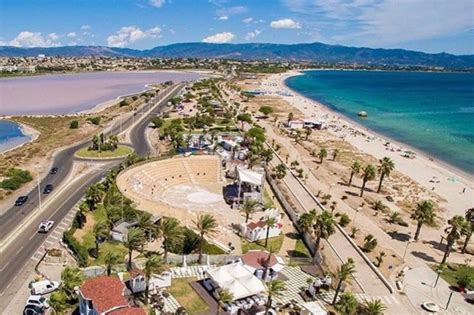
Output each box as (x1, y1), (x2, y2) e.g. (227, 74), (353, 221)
(0, 83), (184, 298)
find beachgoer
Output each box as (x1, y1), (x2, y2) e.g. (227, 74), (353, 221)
(462, 188), (466, 193)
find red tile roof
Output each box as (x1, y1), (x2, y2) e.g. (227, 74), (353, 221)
(108, 307), (146, 315)
(247, 221), (267, 230)
(80, 276), (128, 313)
(242, 251), (278, 269)
(129, 269), (144, 278)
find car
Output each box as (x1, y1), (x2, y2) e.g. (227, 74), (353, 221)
(38, 220), (54, 233)
(23, 304), (44, 315)
(26, 295), (49, 309)
(15, 195), (28, 206)
(49, 167), (58, 175)
(43, 184), (53, 194)
(29, 280), (60, 295)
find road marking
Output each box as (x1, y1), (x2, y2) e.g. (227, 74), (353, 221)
(15, 245), (25, 256)
(28, 233), (37, 241)
(44, 239), (54, 245)
(390, 295), (400, 305)
(0, 261), (10, 273)
(58, 222), (68, 228)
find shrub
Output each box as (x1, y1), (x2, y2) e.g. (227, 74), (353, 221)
(0, 168), (33, 190)
(69, 120), (79, 129)
(339, 213), (351, 227)
(151, 117), (164, 128)
(63, 229), (89, 267)
(87, 116), (101, 125)
(363, 234), (378, 253)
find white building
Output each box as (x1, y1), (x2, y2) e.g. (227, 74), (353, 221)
(240, 208), (282, 242)
(121, 269), (172, 295)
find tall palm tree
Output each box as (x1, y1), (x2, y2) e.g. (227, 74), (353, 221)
(194, 214), (218, 264)
(335, 292), (359, 315)
(240, 199), (259, 223)
(333, 148), (340, 161)
(144, 255), (165, 305)
(61, 267), (85, 301)
(136, 211), (154, 242)
(332, 258), (356, 305)
(85, 183), (104, 210)
(317, 148), (328, 163)
(49, 291), (68, 315)
(92, 220), (109, 257)
(312, 210), (336, 263)
(305, 128), (312, 140)
(298, 209), (317, 235)
(377, 157), (395, 193)
(264, 216), (278, 248)
(441, 215), (468, 264)
(410, 200), (436, 241)
(265, 279), (286, 314)
(125, 227), (145, 270)
(360, 164), (376, 197)
(348, 161), (361, 187)
(103, 249), (122, 276)
(361, 299), (386, 315)
(216, 288), (234, 315)
(462, 208), (474, 254)
(158, 217), (183, 262)
(287, 112), (294, 124)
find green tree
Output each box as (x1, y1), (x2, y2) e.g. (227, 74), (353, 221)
(49, 291), (68, 315)
(237, 113), (252, 130)
(377, 157), (395, 193)
(194, 214), (218, 264)
(61, 266), (85, 301)
(317, 148), (327, 163)
(264, 216), (278, 248)
(103, 249), (122, 276)
(312, 210), (336, 262)
(144, 255), (166, 304)
(92, 220), (109, 257)
(361, 299), (386, 315)
(287, 112), (294, 124)
(363, 234), (378, 252)
(332, 258), (356, 305)
(273, 163), (287, 179)
(265, 279), (286, 314)
(335, 292), (359, 315)
(462, 208), (474, 254)
(69, 120), (79, 129)
(85, 183), (104, 210)
(304, 128), (312, 140)
(298, 209), (317, 235)
(411, 200), (436, 241)
(151, 116), (164, 128)
(241, 199), (259, 223)
(442, 215), (469, 264)
(360, 164), (376, 197)
(259, 106), (274, 116)
(125, 227), (145, 270)
(348, 161), (361, 187)
(159, 217), (184, 262)
(216, 288), (234, 315)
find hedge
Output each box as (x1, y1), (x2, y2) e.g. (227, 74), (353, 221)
(0, 168), (33, 190)
(63, 229), (89, 267)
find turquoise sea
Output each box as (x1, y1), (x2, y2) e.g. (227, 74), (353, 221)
(0, 120), (30, 153)
(285, 70), (474, 175)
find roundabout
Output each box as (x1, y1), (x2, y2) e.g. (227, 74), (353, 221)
(74, 144), (134, 159)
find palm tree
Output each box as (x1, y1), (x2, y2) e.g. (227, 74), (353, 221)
(317, 148), (328, 163)
(332, 258), (356, 305)
(377, 157), (395, 193)
(264, 216), (278, 248)
(360, 164), (376, 197)
(92, 220), (109, 257)
(348, 161), (361, 186)
(61, 266), (85, 301)
(304, 128), (312, 140)
(241, 199), (259, 223)
(361, 299), (386, 315)
(298, 209), (317, 234)
(441, 215), (468, 264)
(49, 291), (68, 315)
(103, 249), (122, 276)
(136, 211), (154, 242)
(363, 234), (378, 252)
(159, 217), (183, 262)
(265, 279), (286, 314)
(144, 255), (165, 304)
(411, 200), (436, 241)
(312, 210), (336, 263)
(216, 288), (234, 315)
(462, 208), (474, 254)
(194, 214), (218, 264)
(375, 251), (386, 267)
(273, 163), (287, 179)
(287, 112), (294, 124)
(389, 211), (401, 224)
(125, 227), (145, 270)
(333, 148), (340, 161)
(335, 292), (359, 315)
(85, 183), (104, 210)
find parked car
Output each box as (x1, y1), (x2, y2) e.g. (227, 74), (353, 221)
(49, 167), (58, 175)
(38, 221), (54, 233)
(15, 195), (28, 206)
(23, 304), (44, 315)
(43, 184), (53, 194)
(26, 295), (49, 309)
(29, 280), (60, 295)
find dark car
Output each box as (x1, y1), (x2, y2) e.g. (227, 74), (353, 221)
(49, 167), (58, 175)
(43, 184), (53, 194)
(23, 304), (44, 315)
(15, 195), (28, 206)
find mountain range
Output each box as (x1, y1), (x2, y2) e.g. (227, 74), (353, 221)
(1, 42), (473, 68)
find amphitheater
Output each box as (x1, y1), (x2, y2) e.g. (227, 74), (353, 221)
(116, 155), (241, 251)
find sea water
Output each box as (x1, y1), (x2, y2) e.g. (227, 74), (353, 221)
(0, 120), (30, 153)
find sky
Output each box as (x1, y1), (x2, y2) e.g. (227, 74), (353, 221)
(0, 0), (473, 55)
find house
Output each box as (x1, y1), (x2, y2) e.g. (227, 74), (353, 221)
(110, 216), (160, 242)
(303, 119), (324, 130)
(287, 119), (305, 129)
(240, 208), (282, 242)
(78, 276), (145, 315)
(241, 250), (285, 281)
(121, 269), (172, 295)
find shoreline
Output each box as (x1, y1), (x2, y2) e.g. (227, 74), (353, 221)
(264, 70), (473, 216)
(0, 120), (40, 154)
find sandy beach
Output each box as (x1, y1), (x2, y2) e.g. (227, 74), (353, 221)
(263, 71), (473, 219)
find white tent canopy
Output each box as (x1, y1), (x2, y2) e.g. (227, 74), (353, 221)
(301, 302), (327, 315)
(206, 262), (266, 300)
(237, 167), (263, 186)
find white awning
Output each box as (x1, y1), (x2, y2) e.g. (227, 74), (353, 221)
(237, 167), (263, 186)
(302, 302), (327, 315)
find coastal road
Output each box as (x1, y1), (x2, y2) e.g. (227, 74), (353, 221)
(0, 83), (184, 301)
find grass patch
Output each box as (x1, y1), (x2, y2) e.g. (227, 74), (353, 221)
(433, 264), (474, 289)
(291, 238), (311, 258)
(95, 241), (128, 266)
(241, 234), (284, 253)
(75, 145), (133, 158)
(168, 278), (209, 314)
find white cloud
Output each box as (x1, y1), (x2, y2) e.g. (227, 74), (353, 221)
(216, 5), (247, 17)
(107, 26), (162, 47)
(218, 15), (228, 20)
(202, 32), (235, 43)
(67, 32), (77, 38)
(270, 18), (301, 29)
(242, 17), (253, 24)
(245, 30), (261, 41)
(149, 0), (166, 8)
(80, 25), (91, 30)
(9, 31), (61, 47)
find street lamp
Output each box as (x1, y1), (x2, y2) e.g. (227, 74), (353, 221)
(352, 207), (361, 228)
(403, 239), (413, 262)
(34, 164), (42, 212)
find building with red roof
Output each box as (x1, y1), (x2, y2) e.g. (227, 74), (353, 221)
(241, 250), (285, 281)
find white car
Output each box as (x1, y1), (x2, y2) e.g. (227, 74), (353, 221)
(38, 220), (54, 233)
(27, 295), (49, 309)
(29, 280), (60, 295)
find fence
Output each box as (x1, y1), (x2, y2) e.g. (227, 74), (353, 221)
(165, 253), (241, 266)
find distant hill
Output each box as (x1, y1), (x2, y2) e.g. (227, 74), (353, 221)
(1, 42), (473, 68)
